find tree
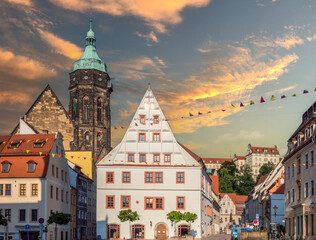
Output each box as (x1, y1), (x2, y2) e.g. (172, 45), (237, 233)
(219, 168), (236, 193)
(236, 165), (256, 195)
(183, 212), (198, 234)
(118, 210), (140, 239)
(256, 163), (275, 183)
(0, 214), (7, 227)
(167, 211), (183, 236)
(47, 212), (71, 240)
(218, 161), (237, 177)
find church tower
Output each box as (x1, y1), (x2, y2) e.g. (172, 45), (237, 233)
(69, 20), (113, 167)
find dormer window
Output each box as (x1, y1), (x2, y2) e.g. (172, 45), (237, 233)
(34, 141), (45, 148)
(256, 149), (259, 153)
(10, 141), (22, 149)
(264, 149), (268, 153)
(1, 161), (11, 173)
(27, 161), (37, 173)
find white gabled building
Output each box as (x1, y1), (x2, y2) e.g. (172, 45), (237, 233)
(96, 87), (213, 240)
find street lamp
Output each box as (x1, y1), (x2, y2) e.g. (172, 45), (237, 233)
(273, 205), (278, 240)
(273, 205), (278, 225)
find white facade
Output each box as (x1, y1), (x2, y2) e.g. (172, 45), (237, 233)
(0, 133), (70, 240)
(96, 87), (212, 240)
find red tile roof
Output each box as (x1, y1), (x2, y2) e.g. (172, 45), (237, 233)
(0, 134), (57, 178)
(270, 184), (285, 195)
(251, 146), (278, 154)
(203, 158), (233, 164)
(235, 156), (246, 160)
(256, 173), (269, 186)
(209, 175), (219, 196)
(220, 193), (247, 214)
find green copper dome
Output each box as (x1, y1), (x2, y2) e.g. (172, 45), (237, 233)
(72, 20), (107, 73)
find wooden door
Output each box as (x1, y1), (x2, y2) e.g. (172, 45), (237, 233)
(157, 224), (167, 239)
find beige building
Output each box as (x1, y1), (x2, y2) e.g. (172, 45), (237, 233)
(233, 154), (246, 170)
(219, 193), (247, 232)
(0, 133), (70, 240)
(283, 101), (316, 239)
(203, 158), (233, 175)
(246, 144), (280, 180)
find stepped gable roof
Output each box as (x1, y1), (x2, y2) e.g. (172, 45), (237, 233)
(0, 133), (57, 178)
(209, 175), (219, 196)
(203, 158), (233, 164)
(97, 87), (200, 167)
(256, 173), (269, 186)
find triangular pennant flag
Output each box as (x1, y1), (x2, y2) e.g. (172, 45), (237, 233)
(189, 112), (193, 117)
(135, 123), (138, 126)
(26, 150), (29, 154)
(65, 155), (67, 158)
(303, 90), (309, 94)
(27, 140), (30, 143)
(240, 102), (244, 107)
(260, 97), (265, 103)
(198, 112), (202, 115)
(250, 100), (255, 105)
(52, 154), (55, 157)
(33, 151), (36, 154)
(46, 153), (49, 156)
(231, 104), (235, 109)
(270, 95), (275, 101)
(222, 109), (226, 112)
(58, 154), (61, 158)
(292, 93), (297, 97)
(39, 152), (42, 156)
(207, 111), (211, 113)
(281, 95), (286, 99)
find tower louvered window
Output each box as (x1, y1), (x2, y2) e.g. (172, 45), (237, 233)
(97, 98), (102, 121)
(83, 96), (89, 121)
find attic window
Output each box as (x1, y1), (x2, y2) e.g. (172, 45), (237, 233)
(34, 141), (45, 148)
(256, 149), (259, 152)
(10, 141), (22, 149)
(27, 161), (37, 173)
(264, 149), (268, 153)
(1, 161), (11, 173)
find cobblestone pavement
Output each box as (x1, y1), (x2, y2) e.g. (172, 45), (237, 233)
(203, 233), (231, 240)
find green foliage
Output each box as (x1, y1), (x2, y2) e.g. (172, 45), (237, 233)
(183, 212), (197, 223)
(0, 214), (7, 226)
(218, 161), (237, 177)
(236, 165), (256, 195)
(166, 211), (183, 223)
(256, 163), (275, 183)
(117, 210), (140, 223)
(47, 212), (71, 225)
(219, 168), (236, 193)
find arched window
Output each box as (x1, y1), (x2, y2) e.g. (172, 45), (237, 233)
(83, 96), (89, 121)
(73, 98), (77, 120)
(97, 98), (102, 121)
(85, 131), (89, 142)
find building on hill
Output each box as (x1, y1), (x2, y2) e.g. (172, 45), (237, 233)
(202, 158), (233, 175)
(0, 133), (70, 240)
(245, 161), (284, 231)
(283, 101), (316, 239)
(96, 87), (214, 240)
(246, 144), (280, 180)
(219, 193), (247, 232)
(233, 154), (246, 170)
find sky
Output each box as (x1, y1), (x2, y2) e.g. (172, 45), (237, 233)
(0, 0), (315, 158)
